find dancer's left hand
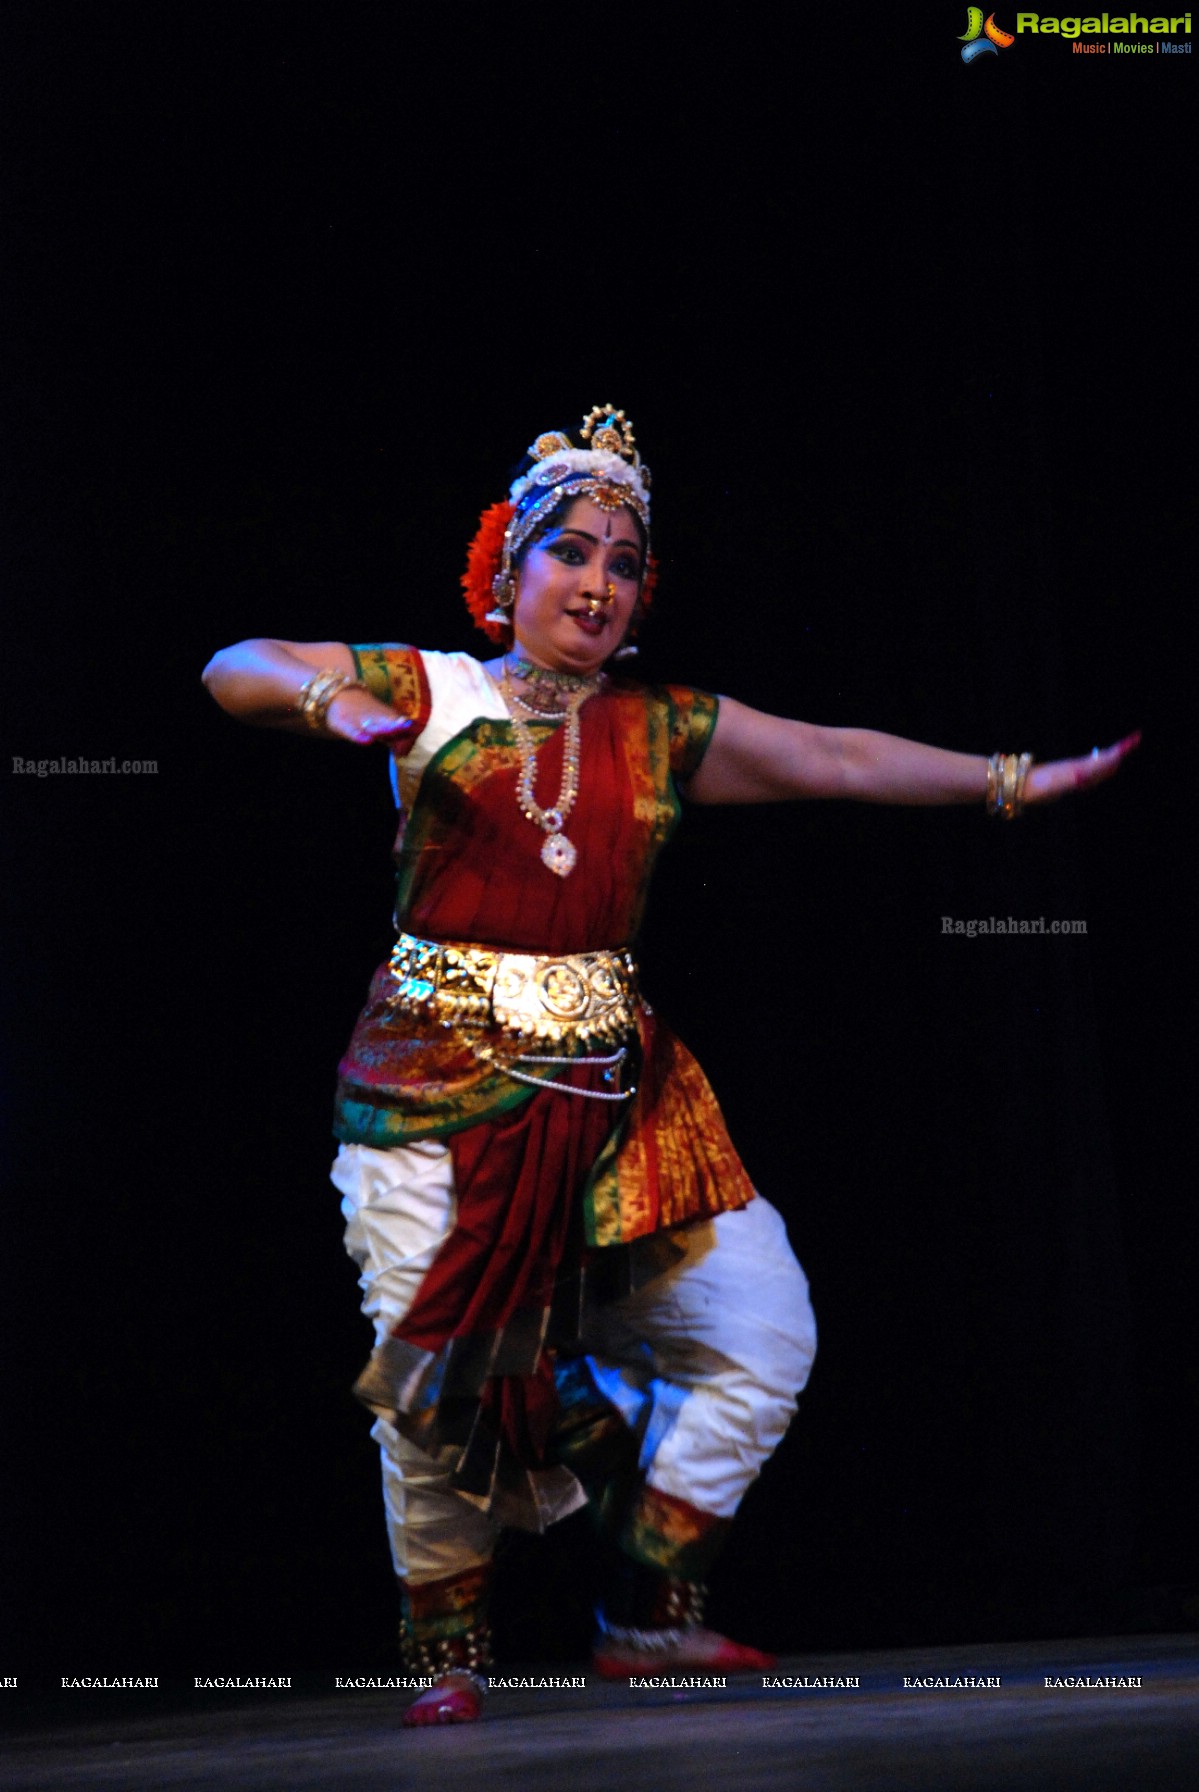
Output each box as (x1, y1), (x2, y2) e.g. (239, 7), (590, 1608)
(1024, 732), (1141, 806)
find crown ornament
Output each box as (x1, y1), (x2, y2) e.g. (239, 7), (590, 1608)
(507, 405), (651, 523)
(579, 405), (636, 460)
(530, 431), (574, 461)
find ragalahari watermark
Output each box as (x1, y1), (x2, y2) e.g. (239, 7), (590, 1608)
(942, 916), (1087, 936)
(11, 756), (158, 777)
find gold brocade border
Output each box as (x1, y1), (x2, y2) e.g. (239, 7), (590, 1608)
(618, 1484), (731, 1580)
(401, 1564), (491, 1645)
(435, 718), (525, 793)
(350, 643), (432, 729)
(619, 691), (671, 836)
(666, 686), (720, 783)
(583, 1020), (756, 1248)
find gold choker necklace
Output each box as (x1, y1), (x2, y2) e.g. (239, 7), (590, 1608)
(505, 654), (596, 697)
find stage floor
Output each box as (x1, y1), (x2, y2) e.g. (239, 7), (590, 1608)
(3, 1635), (1197, 1791)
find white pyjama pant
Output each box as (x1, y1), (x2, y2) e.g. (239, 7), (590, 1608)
(333, 1139), (816, 1585)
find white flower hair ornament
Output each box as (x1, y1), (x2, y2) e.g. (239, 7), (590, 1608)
(508, 448), (651, 517)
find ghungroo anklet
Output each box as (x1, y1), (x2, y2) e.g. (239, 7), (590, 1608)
(399, 1620), (493, 1679)
(597, 1575), (706, 1643)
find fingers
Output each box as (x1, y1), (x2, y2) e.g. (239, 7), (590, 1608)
(1025, 731), (1140, 806)
(348, 715), (414, 746)
(1071, 746), (1118, 789)
(1070, 730), (1141, 790)
(322, 695), (414, 746)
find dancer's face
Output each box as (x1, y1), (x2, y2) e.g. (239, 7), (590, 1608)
(511, 497), (643, 674)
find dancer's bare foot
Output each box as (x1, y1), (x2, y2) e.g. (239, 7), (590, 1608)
(592, 1625), (775, 1679)
(401, 1670), (486, 1726)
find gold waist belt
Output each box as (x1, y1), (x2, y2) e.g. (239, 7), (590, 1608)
(387, 931), (640, 1046)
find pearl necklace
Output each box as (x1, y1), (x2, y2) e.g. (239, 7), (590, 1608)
(501, 664), (601, 877)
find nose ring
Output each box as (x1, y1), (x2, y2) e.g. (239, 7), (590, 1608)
(584, 584), (616, 619)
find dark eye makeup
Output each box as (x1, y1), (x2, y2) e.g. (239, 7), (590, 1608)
(545, 537), (641, 580)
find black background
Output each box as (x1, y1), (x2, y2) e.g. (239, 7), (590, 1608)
(2, 4), (1193, 1694)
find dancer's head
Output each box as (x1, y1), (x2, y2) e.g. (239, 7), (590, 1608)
(461, 406), (656, 663)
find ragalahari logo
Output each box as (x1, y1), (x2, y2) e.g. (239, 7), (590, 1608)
(960, 8), (1016, 58)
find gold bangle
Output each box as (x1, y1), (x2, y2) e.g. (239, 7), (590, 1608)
(986, 750), (1034, 820)
(985, 753), (1002, 815)
(1001, 752), (1018, 818)
(1013, 751), (1032, 814)
(297, 668), (362, 732)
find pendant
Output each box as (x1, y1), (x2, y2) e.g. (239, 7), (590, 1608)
(541, 832), (577, 877)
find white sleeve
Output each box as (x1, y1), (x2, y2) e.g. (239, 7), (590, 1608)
(389, 651), (508, 810)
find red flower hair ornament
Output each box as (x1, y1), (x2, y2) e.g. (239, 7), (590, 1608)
(461, 500), (517, 645)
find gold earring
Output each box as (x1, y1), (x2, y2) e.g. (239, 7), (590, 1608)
(485, 570), (516, 626)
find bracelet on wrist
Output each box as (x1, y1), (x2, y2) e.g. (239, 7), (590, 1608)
(985, 751), (1033, 820)
(297, 668), (364, 732)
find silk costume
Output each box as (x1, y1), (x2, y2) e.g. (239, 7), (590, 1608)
(332, 647), (815, 1603)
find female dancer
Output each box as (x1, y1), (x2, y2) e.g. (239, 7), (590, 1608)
(203, 406), (1135, 1725)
